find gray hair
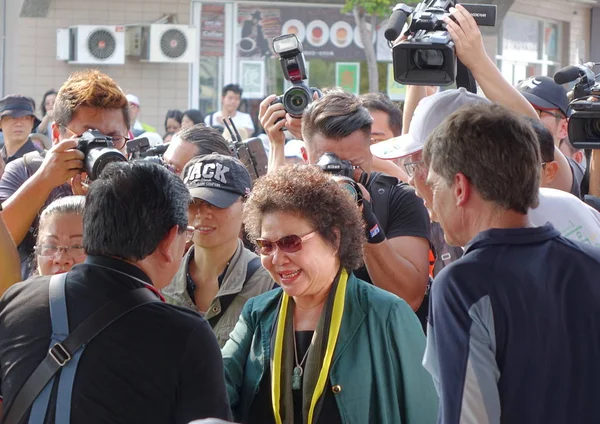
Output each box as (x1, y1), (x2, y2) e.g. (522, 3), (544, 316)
(39, 196), (86, 232)
(423, 103), (540, 214)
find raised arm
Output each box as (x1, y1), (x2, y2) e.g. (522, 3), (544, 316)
(443, 5), (538, 120)
(0, 213), (21, 293)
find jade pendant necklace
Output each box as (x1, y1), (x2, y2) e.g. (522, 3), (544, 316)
(292, 325), (316, 390)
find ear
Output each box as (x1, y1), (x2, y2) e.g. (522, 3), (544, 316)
(454, 173), (471, 207)
(558, 118), (568, 140)
(51, 122), (61, 145)
(573, 150), (584, 165)
(157, 225), (183, 264)
(332, 228), (341, 253)
(543, 161), (559, 184)
(300, 146), (309, 164)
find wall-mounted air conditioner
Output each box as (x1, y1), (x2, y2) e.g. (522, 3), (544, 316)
(57, 25), (126, 65)
(127, 24), (197, 64)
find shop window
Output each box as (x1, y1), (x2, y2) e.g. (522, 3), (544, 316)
(496, 13), (562, 86)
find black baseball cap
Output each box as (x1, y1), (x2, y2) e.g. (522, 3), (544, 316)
(516, 76), (569, 117)
(0, 95), (41, 128)
(182, 154), (252, 208)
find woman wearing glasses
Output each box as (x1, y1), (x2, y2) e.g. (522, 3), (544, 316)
(223, 165), (438, 424)
(161, 154), (275, 348)
(34, 196), (86, 276)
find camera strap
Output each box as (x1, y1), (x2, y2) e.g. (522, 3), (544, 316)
(3, 273), (160, 424)
(456, 58), (478, 94)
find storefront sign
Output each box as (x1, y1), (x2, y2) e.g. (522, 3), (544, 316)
(279, 8), (376, 61)
(336, 62), (360, 94)
(238, 6), (282, 58)
(200, 4), (225, 57)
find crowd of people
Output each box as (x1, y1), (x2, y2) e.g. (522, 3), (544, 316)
(0, 4), (599, 424)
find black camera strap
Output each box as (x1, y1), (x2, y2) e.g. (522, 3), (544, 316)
(3, 275), (160, 424)
(456, 58), (478, 94)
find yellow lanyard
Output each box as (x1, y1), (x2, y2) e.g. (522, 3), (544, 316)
(271, 269), (348, 424)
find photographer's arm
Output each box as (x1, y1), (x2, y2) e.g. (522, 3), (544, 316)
(402, 85), (429, 135)
(590, 144), (600, 197)
(259, 95), (287, 173)
(0, 139), (83, 244)
(443, 5), (538, 120)
(364, 236), (430, 310)
(0, 212), (22, 293)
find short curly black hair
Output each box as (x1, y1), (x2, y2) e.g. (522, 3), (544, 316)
(243, 165), (365, 271)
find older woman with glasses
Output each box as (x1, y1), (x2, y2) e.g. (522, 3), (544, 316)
(222, 165), (438, 424)
(34, 196), (86, 276)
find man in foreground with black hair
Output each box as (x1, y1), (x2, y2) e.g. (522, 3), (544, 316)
(0, 161), (231, 424)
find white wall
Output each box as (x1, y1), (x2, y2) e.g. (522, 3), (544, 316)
(9, 0), (192, 134)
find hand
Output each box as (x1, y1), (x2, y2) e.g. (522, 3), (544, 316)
(259, 95), (287, 146)
(70, 172), (89, 195)
(443, 4), (488, 71)
(357, 182), (371, 202)
(284, 114), (303, 140)
(36, 138), (84, 190)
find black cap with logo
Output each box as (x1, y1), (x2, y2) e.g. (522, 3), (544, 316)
(182, 154), (252, 208)
(516, 76), (569, 117)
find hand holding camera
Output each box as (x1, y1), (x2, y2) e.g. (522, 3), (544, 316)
(259, 95), (287, 146)
(442, 4), (487, 71)
(37, 138), (84, 191)
(316, 152), (385, 244)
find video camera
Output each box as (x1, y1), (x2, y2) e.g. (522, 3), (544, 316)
(316, 152), (363, 204)
(222, 118), (268, 181)
(384, 0), (496, 86)
(77, 129), (127, 180)
(271, 34), (321, 118)
(554, 63), (600, 149)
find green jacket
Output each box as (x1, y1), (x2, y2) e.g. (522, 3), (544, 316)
(222, 273), (439, 423)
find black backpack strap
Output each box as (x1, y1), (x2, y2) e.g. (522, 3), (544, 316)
(3, 286), (159, 424)
(209, 112), (214, 127)
(207, 257), (261, 329)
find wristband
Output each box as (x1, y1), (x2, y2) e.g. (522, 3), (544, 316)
(362, 198), (386, 244)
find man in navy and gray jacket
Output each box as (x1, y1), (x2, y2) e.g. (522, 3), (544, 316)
(422, 101), (600, 424)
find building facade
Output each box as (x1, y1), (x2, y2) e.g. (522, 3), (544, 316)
(0, 0), (595, 134)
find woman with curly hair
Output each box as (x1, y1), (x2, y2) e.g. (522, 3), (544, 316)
(222, 165), (438, 424)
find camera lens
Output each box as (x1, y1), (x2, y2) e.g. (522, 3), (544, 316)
(283, 87), (311, 117)
(413, 49), (444, 69)
(591, 119), (600, 138)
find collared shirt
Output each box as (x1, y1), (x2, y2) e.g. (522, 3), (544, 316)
(424, 224), (600, 424)
(0, 139), (41, 164)
(0, 255), (232, 423)
(185, 246), (230, 309)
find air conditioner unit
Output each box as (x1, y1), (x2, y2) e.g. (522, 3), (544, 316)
(128, 24), (197, 63)
(56, 25), (125, 65)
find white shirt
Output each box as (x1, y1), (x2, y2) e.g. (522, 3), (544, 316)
(529, 187), (600, 247)
(204, 110), (255, 135)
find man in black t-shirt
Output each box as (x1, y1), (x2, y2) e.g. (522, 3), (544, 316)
(259, 89), (431, 312)
(0, 162), (231, 423)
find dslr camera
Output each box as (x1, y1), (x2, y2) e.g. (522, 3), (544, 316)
(271, 34), (321, 118)
(554, 63), (600, 149)
(316, 152), (363, 204)
(126, 136), (172, 170)
(384, 0), (496, 86)
(222, 117), (268, 181)
(77, 129), (127, 180)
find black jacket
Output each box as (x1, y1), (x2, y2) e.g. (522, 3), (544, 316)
(0, 255), (231, 423)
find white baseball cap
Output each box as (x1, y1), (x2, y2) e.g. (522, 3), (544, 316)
(126, 94), (140, 106)
(371, 88), (490, 160)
